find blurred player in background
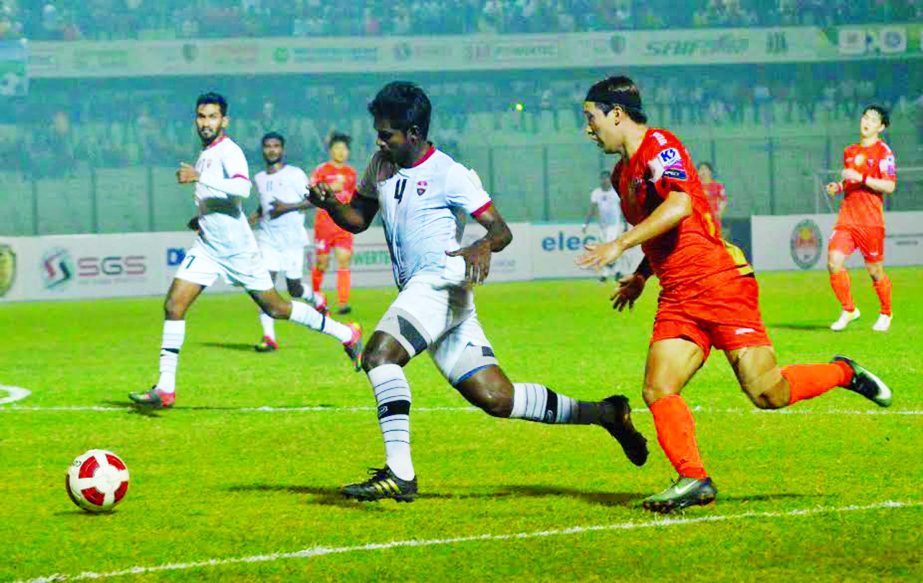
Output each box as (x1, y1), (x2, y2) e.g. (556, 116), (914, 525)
(129, 93), (362, 409)
(249, 131), (328, 352)
(697, 162), (727, 224)
(825, 105), (897, 332)
(583, 170), (630, 281)
(578, 76), (892, 513)
(310, 82), (648, 502)
(312, 133), (358, 315)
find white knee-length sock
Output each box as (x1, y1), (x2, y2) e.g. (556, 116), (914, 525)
(368, 364), (414, 480)
(156, 320), (185, 395)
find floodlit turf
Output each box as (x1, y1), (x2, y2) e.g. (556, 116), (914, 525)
(1, 269), (921, 581)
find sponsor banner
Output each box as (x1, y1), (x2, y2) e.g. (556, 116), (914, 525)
(752, 212), (923, 271)
(530, 224), (642, 280)
(0, 39), (28, 96)
(25, 25), (920, 79)
(834, 24), (921, 57)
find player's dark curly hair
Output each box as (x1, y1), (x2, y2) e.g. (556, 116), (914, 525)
(196, 92), (228, 116)
(328, 132), (352, 148)
(261, 131), (285, 146)
(863, 104), (890, 128)
(368, 82), (431, 139)
(585, 76), (647, 124)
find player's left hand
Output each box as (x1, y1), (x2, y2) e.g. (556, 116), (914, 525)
(269, 201), (295, 219)
(446, 240), (492, 285)
(176, 162), (199, 184)
(612, 273), (645, 312)
(576, 240), (624, 272)
(841, 168), (863, 183)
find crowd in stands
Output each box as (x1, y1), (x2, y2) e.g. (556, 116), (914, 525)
(1, 61), (918, 180)
(0, 0), (920, 41)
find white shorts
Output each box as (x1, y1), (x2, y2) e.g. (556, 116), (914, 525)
(375, 276), (497, 386)
(258, 239), (305, 280)
(174, 242), (274, 291)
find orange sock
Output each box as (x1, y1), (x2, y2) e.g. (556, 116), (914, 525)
(829, 271), (855, 312)
(782, 361), (853, 405)
(337, 269), (351, 306)
(873, 276), (892, 316)
(649, 395), (707, 479)
(311, 267), (324, 293)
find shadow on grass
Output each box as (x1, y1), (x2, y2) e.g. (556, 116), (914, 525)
(198, 342), (257, 352)
(229, 484), (389, 511)
(769, 322), (832, 331)
(229, 483), (647, 508)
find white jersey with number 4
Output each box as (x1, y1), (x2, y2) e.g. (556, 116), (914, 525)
(254, 165), (310, 249)
(194, 135), (256, 258)
(357, 147), (492, 289)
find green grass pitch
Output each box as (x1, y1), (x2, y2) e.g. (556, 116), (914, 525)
(1, 269), (921, 581)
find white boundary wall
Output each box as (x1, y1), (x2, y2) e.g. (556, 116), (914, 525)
(752, 211), (923, 271)
(0, 222), (642, 303)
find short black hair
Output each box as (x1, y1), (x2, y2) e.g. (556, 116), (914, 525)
(585, 76), (647, 124)
(328, 132), (352, 148)
(368, 81), (431, 139)
(196, 92), (228, 116)
(261, 131), (285, 147)
(863, 104), (890, 128)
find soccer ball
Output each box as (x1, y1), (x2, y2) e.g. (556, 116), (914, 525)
(65, 449), (130, 513)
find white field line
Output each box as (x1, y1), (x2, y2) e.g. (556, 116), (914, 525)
(1, 403), (922, 416)
(20, 500), (922, 583)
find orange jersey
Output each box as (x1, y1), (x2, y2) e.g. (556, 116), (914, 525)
(838, 140), (896, 228)
(702, 181), (726, 219)
(612, 128), (752, 300)
(311, 162), (357, 233)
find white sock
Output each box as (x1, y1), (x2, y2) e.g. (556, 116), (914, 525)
(156, 320), (185, 395)
(299, 286), (315, 303)
(511, 382), (593, 424)
(259, 312), (275, 340)
(289, 301), (353, 343)
(368, 364), (414, 480)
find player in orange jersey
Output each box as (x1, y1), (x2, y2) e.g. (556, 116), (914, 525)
(312, 133), (358, 315)
(697, 162), (726, 223)
(577, 76), (892, 513)
(825, 105), (897, 332)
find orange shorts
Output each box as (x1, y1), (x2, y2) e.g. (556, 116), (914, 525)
(314, 224), (354, 253)
(828, 225), (885, 263)
(651, 275), (771, 361)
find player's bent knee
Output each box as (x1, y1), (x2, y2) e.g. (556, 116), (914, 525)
(642, 384), (681, 406)
(286, 281), (304, 297)
(163, 298), (186, 320)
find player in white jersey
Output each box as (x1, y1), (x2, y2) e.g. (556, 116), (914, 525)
(249, 131), (328, 352)
(129, 93), (362, 409)
(308, 82), (648, 502)
(583, 170), (639, 280)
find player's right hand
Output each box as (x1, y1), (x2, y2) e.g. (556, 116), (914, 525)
(268, 201), (294, 219)
(308, 182), (336, 209)
(825, 181), (841, 196)
(611, 273), (645, 312)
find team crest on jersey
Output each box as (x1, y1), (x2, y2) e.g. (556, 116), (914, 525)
(416, 180), (428, 196)
(854, 154), (866, 167)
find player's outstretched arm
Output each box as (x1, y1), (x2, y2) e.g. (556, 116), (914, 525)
(577, 190), (691, 271)
(446, 204), (512, 285)
(308, 182), (378, 233)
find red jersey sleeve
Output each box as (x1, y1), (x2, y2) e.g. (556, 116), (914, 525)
(645, 140), (694, 199)
(877, 143), (897, 181)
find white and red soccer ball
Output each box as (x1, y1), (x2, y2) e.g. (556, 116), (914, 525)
(65, 449), (130, 513)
